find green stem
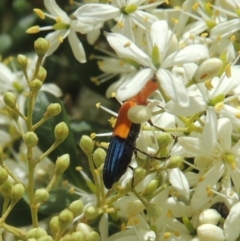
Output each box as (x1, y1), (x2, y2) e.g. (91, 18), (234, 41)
(32, 116), (50, 131)
(26, 146), (38, 228)
(1, 223), (26, 240)
(32, 56), (43, 80)
(2, 197), (10, 215)
(34, 141), (60, 164)
(46, 174), (57, 192)
(12, 107), (27, 121)
(87, 154), (101, 206)
(131, 188), (149, 207)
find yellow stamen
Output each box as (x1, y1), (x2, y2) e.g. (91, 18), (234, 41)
(214, 102), (224, 112)
(124, 42), (131, 47)
(164, 232), (171, 239)
(96, 103), (101, 109)
(33, 9), (45, 19)
(225, 63), (231, 78)
(56, 16), (62, 23)
(58, 36), (64, 43)
(26, 25), (40, 34)
(90, 133), (96, 139)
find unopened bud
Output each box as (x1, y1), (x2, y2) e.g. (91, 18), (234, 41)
(11, 183), (25, 203)
(27, 227), (48, 239)
(50, 216), (60, 234)
(142, 180), (159, 197)
(34, 38), (49, 56)
(38, 235), (53, 241)
(37, 66), (47, 82)
(58, 209), (74, 228)
(54, 122), (69, 143)
(93, 148), (106, 167)
(71, 231), (85, 241)
(30, 78), (42, 92)
(76, 223), (92, 236)
(157, 133), (172, 150)
(167, 156), (184, 169)
(0, 167), (8, 184)
(127, 200), (145, 216)
(133, 167), (146, 183)
(45, 103), (61, 118)
(60, 234), (71, 241)
(127, 105), (152, 124)
(146, 203), (161, 219)
(69, 200), (83, 217)
(199, 209), (221, 225)
(79, 135), (94, 155)
(194, 58), (223, 83)
(197, 224), (225, 241)
(23, 132), (38, 147)
(182, 216), (196, 235)
(35, 188), (49, 204)
(3, 92), (17, 108)
(6, 106), (19, 120)
(55, 154), (70, 175)
(0, 180), (12, 198)
(17, 54), (28, 69)
(84, 205), (99, 220)
(86, 231), (100, 241)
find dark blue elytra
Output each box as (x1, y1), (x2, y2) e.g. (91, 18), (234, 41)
(103, 123), (141, 189)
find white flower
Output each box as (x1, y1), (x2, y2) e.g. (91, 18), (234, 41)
(28, 0), (92, 63)
(179, 118), (240, 212)
(73, 0), (161, 42)
(104, 20), (209, 105)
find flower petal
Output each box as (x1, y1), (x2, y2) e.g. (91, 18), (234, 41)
(68, 31), (86, 63)
(157, 68), (189, 107)
(105, 32), (154, 69)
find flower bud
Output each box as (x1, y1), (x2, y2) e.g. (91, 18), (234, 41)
(127, 105), (152, 124)
(79, 135), (94, 155)
(50, 216), (60, 234)
(17, 54), (28, 69)
(35, 188), (49, 204)
(30, 78), (42, 92)
(11, 183), (25, 203)
(45, 103), (61, 118)
(133, 167), (146, 183)
(60, 234), (71, 241)
(142, 180), (159, 197)
(6, 106), (19, 120)
(71, 231), (85, 241)
(84, 205), (99, 220)
(27, 227), (48, 239)
(93, 148), (106, 167)
(37, 66), (47, 82)
(157, 133), (172, 150)
(58, 209), (74, 228)
(197, 224), (225, 241)
(27, 238), (37, 241)
(76, 223), (93, 236)
(194, 58), (223, 83)
(3, 92), (17, 108)
(23, 132), (39, 147)
(146, 203), (161, 219)
(69, 200), (83, 217)
(0, 167), (8, 184)
(34, 38), (49, 56)
(182, 216), (196, 235)
(54, 154), (70, 176)
(127, 200), (145, 216)
(199, 209), (221, 225)
(167, 156), (184, 169)
(54, 122), (69, 143)
(38, 236), (53, 241)
(86, 231), (100, 241)
(0, 180), (12, 198)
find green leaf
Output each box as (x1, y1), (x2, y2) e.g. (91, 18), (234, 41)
(32, 91), (90, 191)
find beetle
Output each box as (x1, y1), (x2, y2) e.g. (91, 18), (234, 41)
(103, 78), (159, 189)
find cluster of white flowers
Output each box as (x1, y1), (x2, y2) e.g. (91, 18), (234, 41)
(20, 0), (240, 240)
